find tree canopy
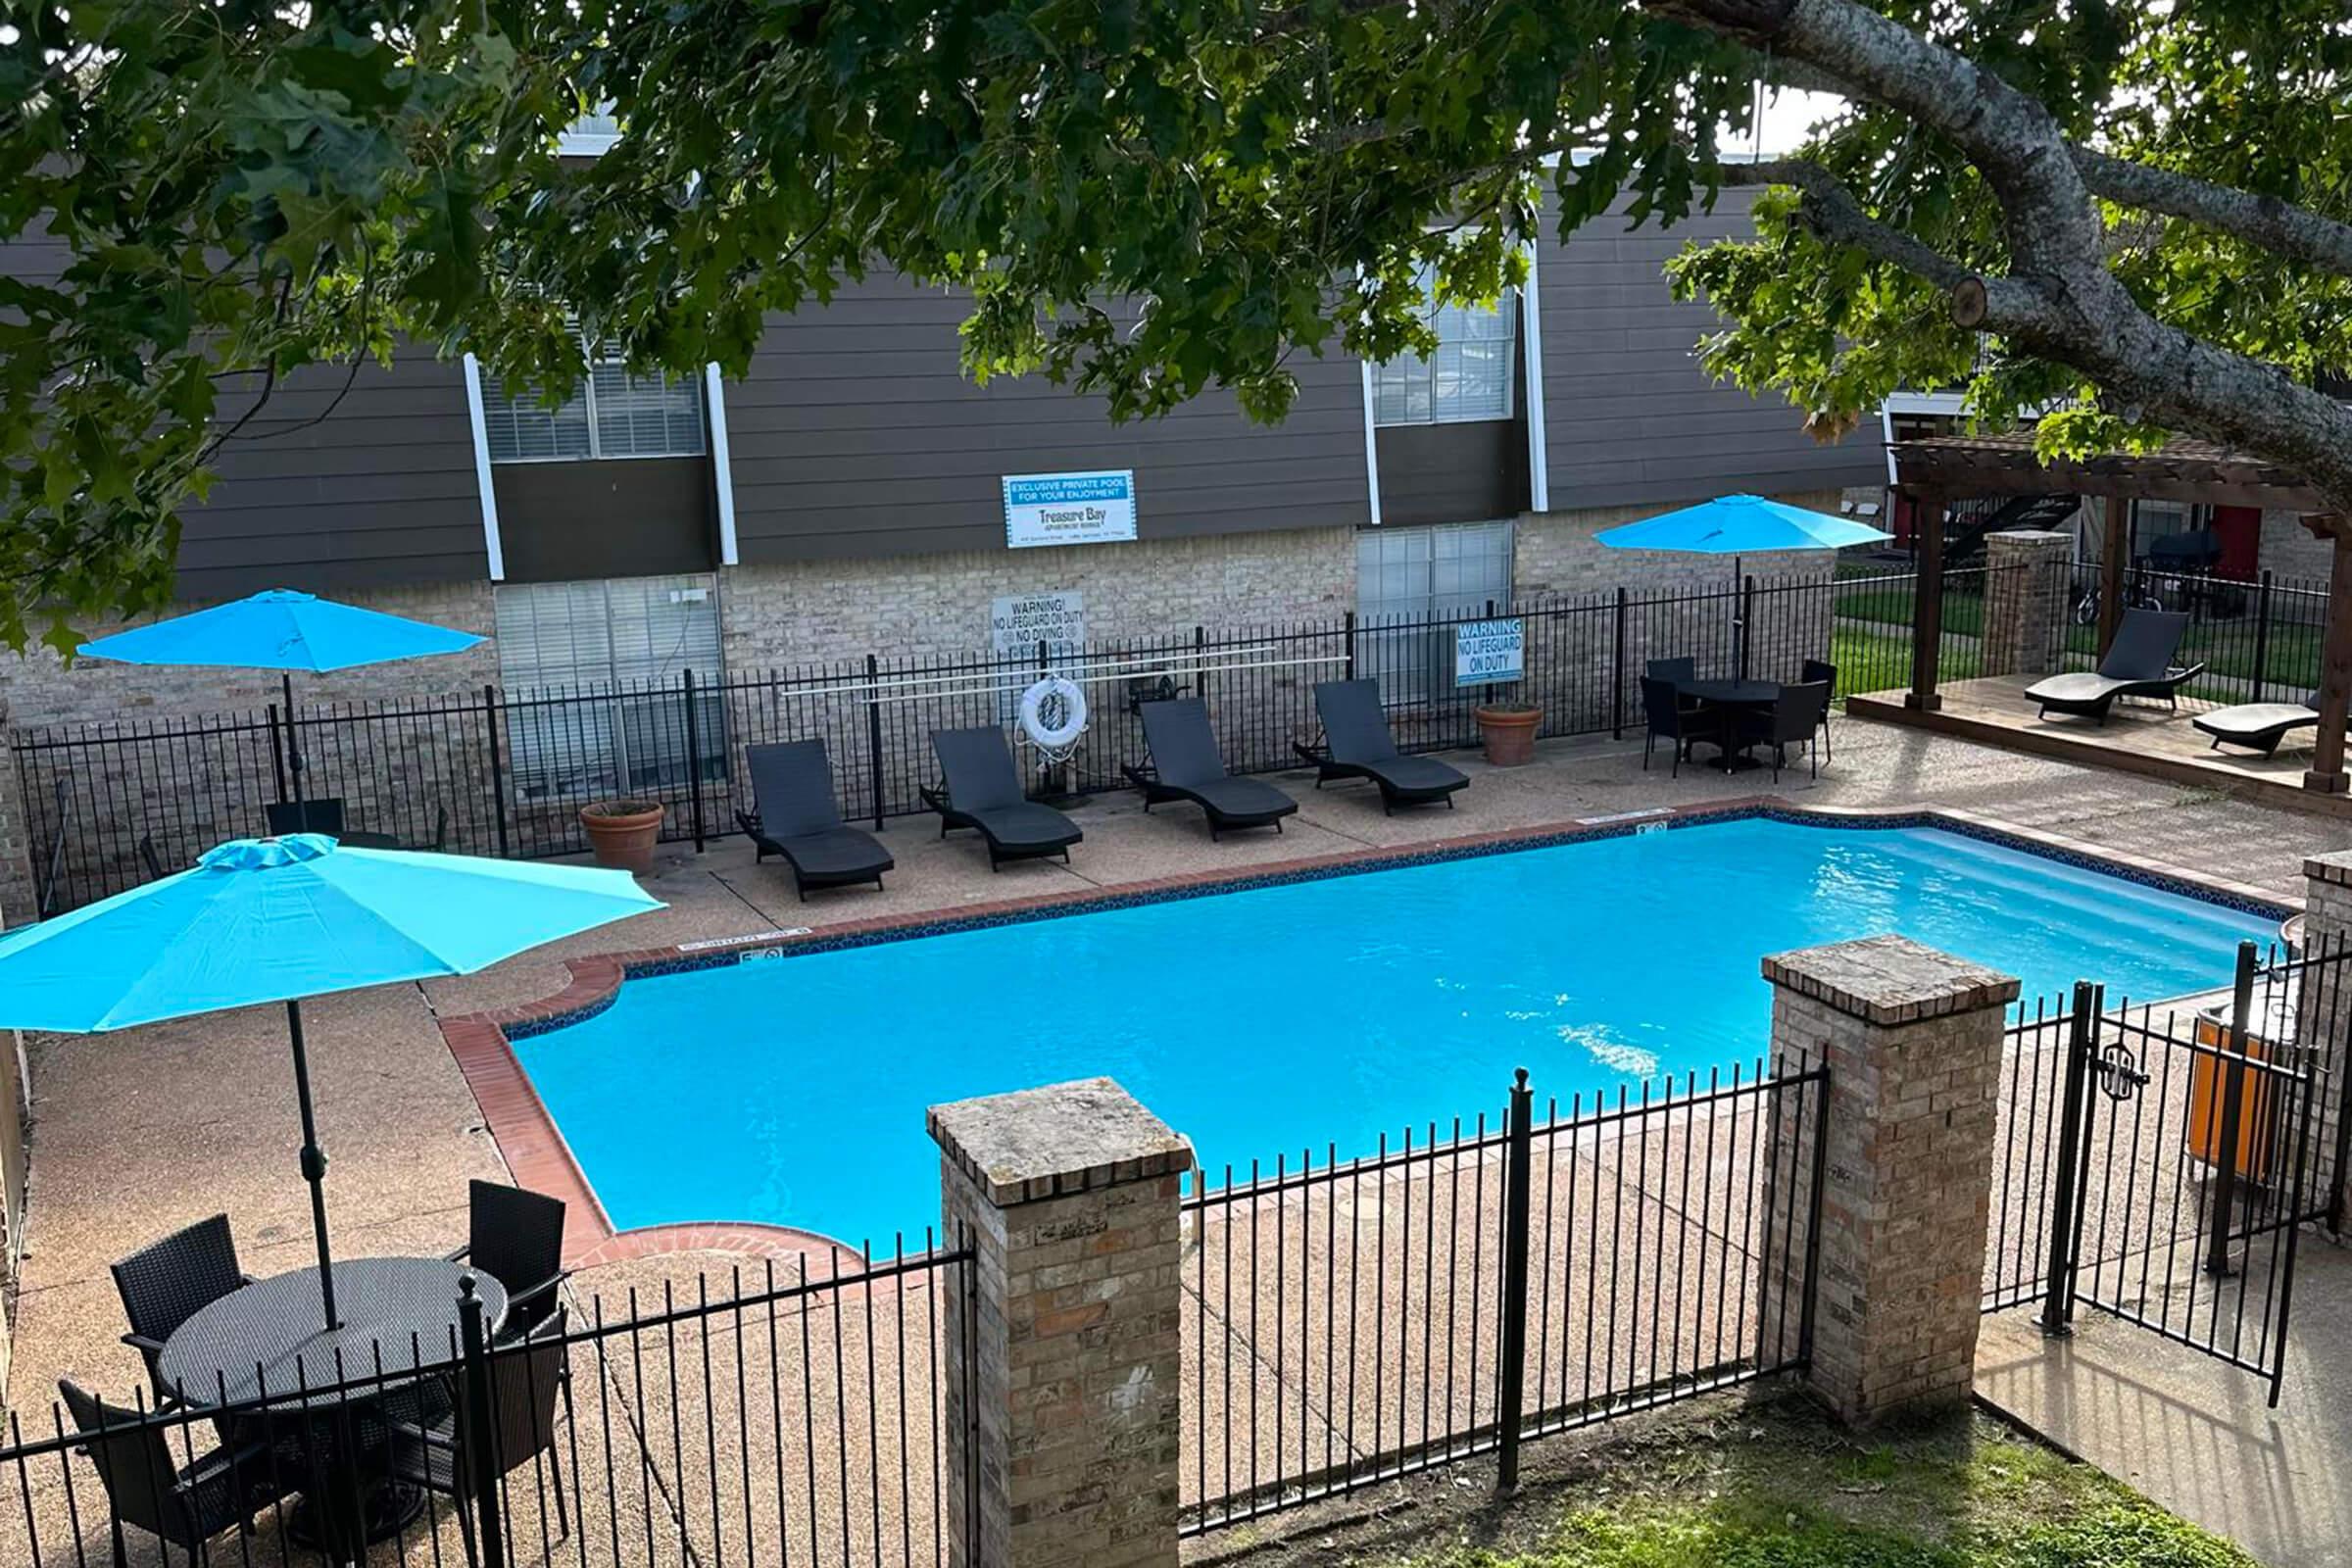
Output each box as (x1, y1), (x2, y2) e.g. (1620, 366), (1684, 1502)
(4, 0), (2350, 649)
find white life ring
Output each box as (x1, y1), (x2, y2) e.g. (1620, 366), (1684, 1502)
(1018, 675), (1089, 752)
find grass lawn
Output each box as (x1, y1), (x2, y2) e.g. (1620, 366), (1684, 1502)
(1268, 1396), (2254, 1568)
(1829, 624), (1979, 698)
(1836, 582), (1986, 641)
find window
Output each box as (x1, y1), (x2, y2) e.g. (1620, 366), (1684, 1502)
(1371, 269), (1519, 426)
(481, 340), (705, 463)
(1354, 520), (1515, 704)
(495, 575), (726, 802)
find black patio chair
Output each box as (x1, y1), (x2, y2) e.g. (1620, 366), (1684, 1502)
(2192, 691), (2322, 757)
(386, 1307), (572, 1567)
(1736, 681), (1833, 782)
(1640, 676), (1719, 778)
(339, 804), (452, 853)
(447, 1181), (568, 1343)
(1123, 699), (1298, 840)
(735, 740), (894, 900)
(264, 798), (345, 837)
(112, 1215), (252, 1411)
(1802, 658), (1838, 762)
(60, 1379), (302, 1564)
(1292, 679), (1469, 813)
(2023, 609), (2205, 723)
(920, 727), (1083, 869)
(1645, 657), (1697, 687)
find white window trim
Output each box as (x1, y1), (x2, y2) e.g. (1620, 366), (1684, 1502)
(1519, 239), (1549, 513)
(1359, 358), (1384, 527)
(706, 364), (739, 566)
(461, 352), (506, 581)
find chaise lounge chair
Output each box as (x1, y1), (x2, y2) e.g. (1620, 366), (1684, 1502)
(1123, 698), (1298, 840)
(2192, 691), (2322, 757)
(736, 740), (894, 900)
(2024, 609), (2206, 723)
(1293, 679), (1470, 813)
(922, 727), (1084, 870)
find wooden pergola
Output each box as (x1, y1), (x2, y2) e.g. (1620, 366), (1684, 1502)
(1889, 431), (2352, 793)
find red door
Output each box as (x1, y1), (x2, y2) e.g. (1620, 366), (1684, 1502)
(2213, 505), (2261, 581)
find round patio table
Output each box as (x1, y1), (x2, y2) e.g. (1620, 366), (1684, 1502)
(1683, 679), (1781, 773)
(160, 1258), (507, 1556)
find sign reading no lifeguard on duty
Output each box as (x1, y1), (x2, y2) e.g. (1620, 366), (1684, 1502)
(1455, 618), (1526, 687)
(1003, 469), (1138, 549)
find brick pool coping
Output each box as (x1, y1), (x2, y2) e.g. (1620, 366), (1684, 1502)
(435, 796), (2296, 1268)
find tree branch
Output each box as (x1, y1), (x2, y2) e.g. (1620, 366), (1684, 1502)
(1652, 0), (2352, 511)
(1721, 159), (2065, 334)
(2070, 147), (2352, 281)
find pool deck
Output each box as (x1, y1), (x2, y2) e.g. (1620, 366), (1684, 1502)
(11, 713), (2352, 1563)
(1851, 673), (2352, 820)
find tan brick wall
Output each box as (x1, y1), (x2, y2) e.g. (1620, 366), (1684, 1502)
(0, 580), (500, 730)
(1763, 936), (2016, 1426)
(2260, 510), (2332, 585)
(719, 531), (1359, 669)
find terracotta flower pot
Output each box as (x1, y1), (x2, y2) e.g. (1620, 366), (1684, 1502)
(580, 800), (665, 873)
(1474, 704), (1543, 768)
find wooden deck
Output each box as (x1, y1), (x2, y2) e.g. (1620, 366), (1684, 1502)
(1848, 674), (2352, 820)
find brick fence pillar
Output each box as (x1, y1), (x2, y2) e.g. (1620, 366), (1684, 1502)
(2296, 852), (2352, 1225)
(1979, 530), (2075, 678)
(931, 1077), (1193, 1568)
(1763, 935), (2018, 1426)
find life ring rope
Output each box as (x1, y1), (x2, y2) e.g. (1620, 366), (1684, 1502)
(1018, 675), (1089, 757)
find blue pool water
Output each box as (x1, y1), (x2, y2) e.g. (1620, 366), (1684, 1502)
(515, 818), (2278, 1245)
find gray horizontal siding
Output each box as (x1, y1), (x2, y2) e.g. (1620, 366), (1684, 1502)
(725, 271), (1371, 563)
(1537, 186), (1885, 511)
(178, 346), (489, 596)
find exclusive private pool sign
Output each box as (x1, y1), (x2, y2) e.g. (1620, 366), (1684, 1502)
(1004, 469), (1138, 549)
(1455, 616), (1527, 687)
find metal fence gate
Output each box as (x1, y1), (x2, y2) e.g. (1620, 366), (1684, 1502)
(1986, 939), (2350, 1406)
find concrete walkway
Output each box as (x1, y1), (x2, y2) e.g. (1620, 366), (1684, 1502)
(1978, 1241), (2352, 1568)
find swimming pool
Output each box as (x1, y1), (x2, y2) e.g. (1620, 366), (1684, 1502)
(512, 814), (2280, 1245)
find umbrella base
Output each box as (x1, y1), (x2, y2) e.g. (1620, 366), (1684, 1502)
(290, 1478), (428, 1557)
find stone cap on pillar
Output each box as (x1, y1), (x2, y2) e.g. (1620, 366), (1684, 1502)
(928, 1077), (1195, 1207)
(2303, 849), (2352, 887)
(1984, 529), (2071, 546)
(1762, 934), (2020, 1025)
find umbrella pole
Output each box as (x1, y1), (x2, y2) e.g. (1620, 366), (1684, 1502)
(285, 999), (341, 1330)
(1733, 556), (1747, 680)
(281, 671), (307, 811)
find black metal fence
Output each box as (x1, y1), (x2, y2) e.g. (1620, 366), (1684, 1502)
(13, 572), (1864, 915)
(1181, 1058), (1829, 1536)
(2056, 563), (2333, 707)
(1984, 937), (2352, 1405)
(0, 1239), (973, 1568)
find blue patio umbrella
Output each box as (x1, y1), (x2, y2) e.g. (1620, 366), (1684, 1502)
(1595, 495), (1892, 673)
(78, 588), (484, 815)
(0, 835), (662, 1328)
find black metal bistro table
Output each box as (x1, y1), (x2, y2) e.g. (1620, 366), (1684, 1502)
(159, 1258), (507, 1559)
(1683, 679), (1781, 773)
